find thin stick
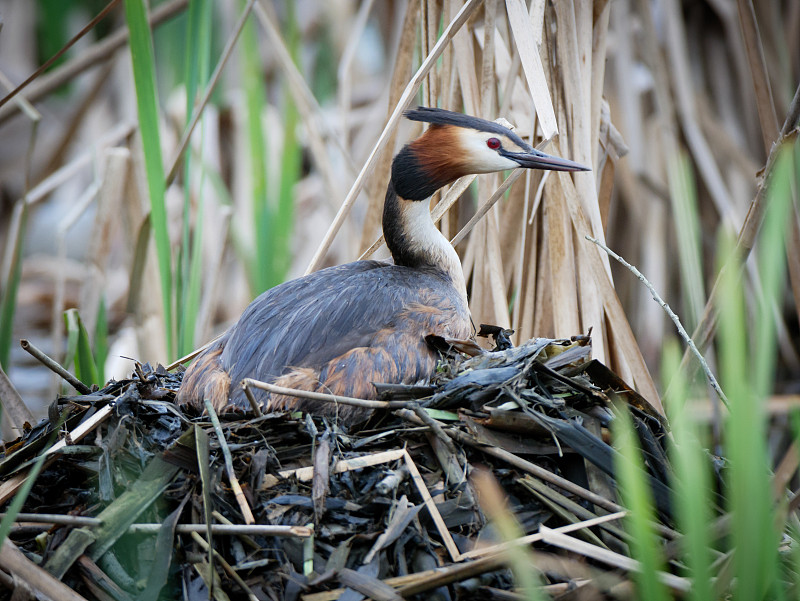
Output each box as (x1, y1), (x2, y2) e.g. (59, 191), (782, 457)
(4, 514), (101, 527)
(165, 335), (220, 371)
(260, 448), (408, 490)
(0, 0), (121, 111)
(0, 0), (188, 125)
(133, 523), (311, 536)
(203, 400), (255, 525)
(165, 0), (256, 185)
(240, 380), (263, 417)
(190, 532), (259, 601)
(585, 236), (729, 408)
(395, 408), (679, 540)
(3, 515), (310, 537)
(396, 514), (624, 597)
(304, 0), (483, 274)
(243, 378), (416, 410)
(19, 339), (91, 395)
(450, 170), (525, 247)
(539, 525), (691, 593)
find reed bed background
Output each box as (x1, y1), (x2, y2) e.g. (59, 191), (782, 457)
(0, 0), (799, 596)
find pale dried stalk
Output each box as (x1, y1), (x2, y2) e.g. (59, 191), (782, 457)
(305, 0), (483, 274)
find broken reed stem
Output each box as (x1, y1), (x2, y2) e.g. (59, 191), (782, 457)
(240, 380), (264, 417)
(2, 513), (311, 537)
(396, 513), (625, 596)
(450, 169), (524, 247)
(539, 526), (691, 593)
(243, 378), (416, 410)
(585, 235), (729, 408)
(19, 338), (91, 395)
(395, 408), (679, 540)
(411, 406), (459, 455)
(190, 532), (259, 601)
(202, 400), (255, 525)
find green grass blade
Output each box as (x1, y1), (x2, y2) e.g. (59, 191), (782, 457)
(753, 145), (794, 400)
(178, 0), (213, 356)
(663, 338), (713, 601)
(239, 2), (270, 294)
(123, 0), (174, 360)
(94, 297), (108, 385)
(0, 202), (27, 368)
(667, 151), (706, 331)
(271, 2), (301, 287)
(64, 309), (99, 388)
(612, 403), (670, 601)
(716, 227), (778, 601)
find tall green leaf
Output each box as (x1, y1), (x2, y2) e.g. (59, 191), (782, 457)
(271, 2), (302, 287)
(124, 0), (174, 360)
(663, 339), (713, 601)
(178, 0), (213, 356)
(717, 227), (778, 601)
(64, 309), (99, 388)
(239, 2), (269, 294)
(0, 202), (27, 368)
(612, 404), (670, 601)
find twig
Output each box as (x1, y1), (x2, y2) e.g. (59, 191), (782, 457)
(165, 0), (256, 185)
(203, 400), (255, 525)
(260, 448), (408, 490)
(0, 0), (121, 111)
(165, 334), (221, 371)
(133, 523), (311, 536)
(1, 514), (311, 537)
(19, 339), (91, 395)
(243, 379), (416, 410)
(585, 236), (729, 408)
(410, 406), (459, 455)
(0, 0), (188, 125)
(395, 408), (679, 540)
(240, 380), (263, 417)
(190, 532), (259, 601)
(396, 514), (625, 596)
(539, 525), (691, 593)
(2, 514), (101, 527)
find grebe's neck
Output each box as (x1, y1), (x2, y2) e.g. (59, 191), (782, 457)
(382, 181), (467, 305)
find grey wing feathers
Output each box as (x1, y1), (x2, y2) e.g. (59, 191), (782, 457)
(219, 260), (465, 389)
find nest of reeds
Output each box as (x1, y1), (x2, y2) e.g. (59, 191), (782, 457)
(0, 333), (686, 600)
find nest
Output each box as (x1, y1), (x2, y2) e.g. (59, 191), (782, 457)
(0, 335), (677, 600)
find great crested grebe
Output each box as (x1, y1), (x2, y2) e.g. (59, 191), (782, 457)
(176, 107), (588, 423)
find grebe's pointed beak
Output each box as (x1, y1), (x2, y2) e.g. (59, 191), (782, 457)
(500, 147), (590, 172)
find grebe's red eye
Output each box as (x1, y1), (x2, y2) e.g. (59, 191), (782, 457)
(487, 137), (501, 149)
